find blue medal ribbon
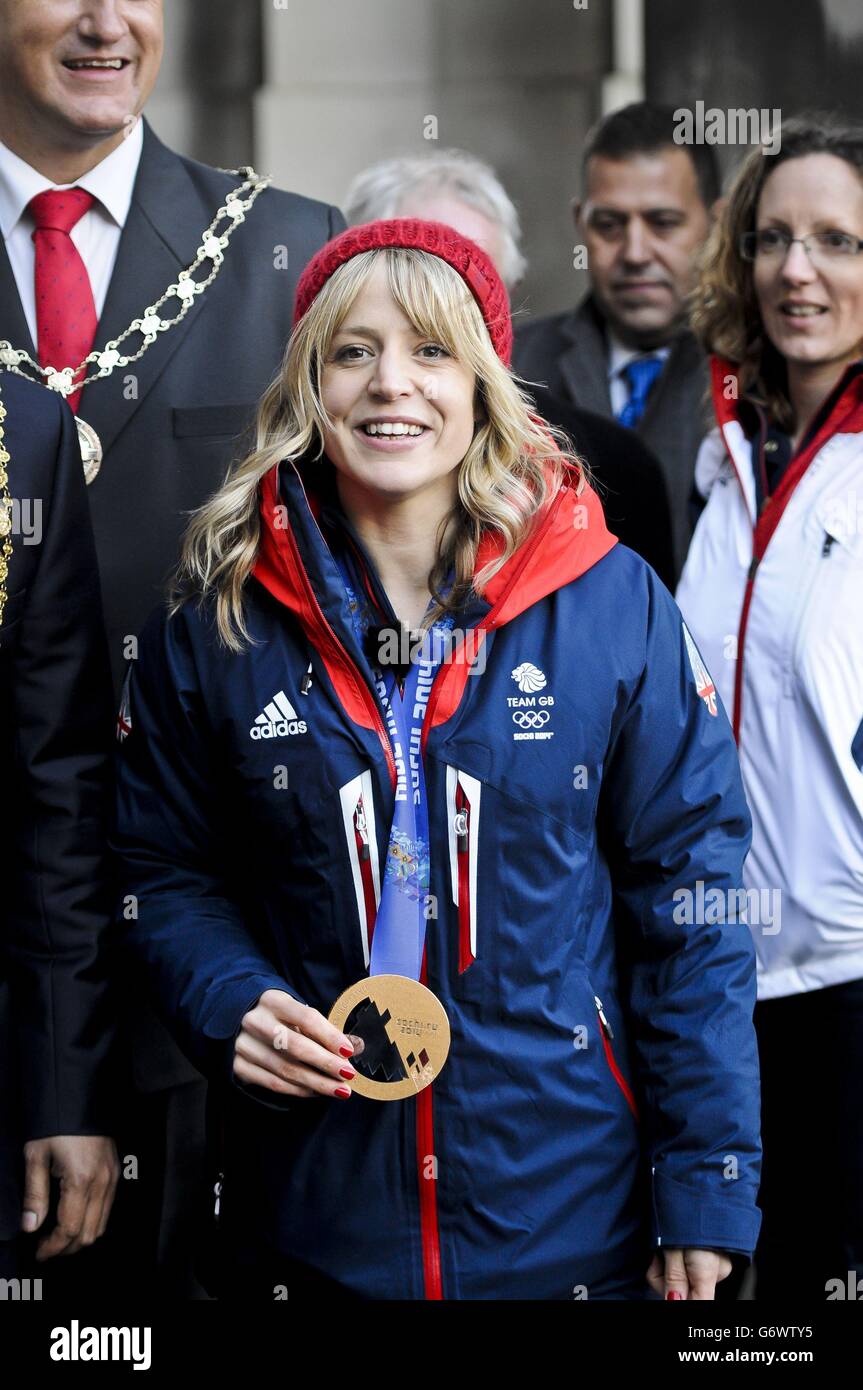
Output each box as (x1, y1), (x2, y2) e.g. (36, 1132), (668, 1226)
(334, 550), (453, 982)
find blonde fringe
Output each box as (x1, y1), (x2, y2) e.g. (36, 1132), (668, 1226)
(173, 247), (578, 650)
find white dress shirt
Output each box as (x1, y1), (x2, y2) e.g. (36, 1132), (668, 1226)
(0, 118), (144, 350)
(607, 332), (671, 417)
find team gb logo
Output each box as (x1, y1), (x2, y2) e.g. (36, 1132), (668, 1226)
(511, 662), (547, 693)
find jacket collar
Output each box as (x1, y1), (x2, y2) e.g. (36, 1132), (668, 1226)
(253, 452), (617, 731)
(709, 353), (863, 540)
(711, 353), (863, 471)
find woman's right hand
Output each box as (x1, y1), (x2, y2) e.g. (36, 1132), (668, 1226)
(233, 989), (364, 1099)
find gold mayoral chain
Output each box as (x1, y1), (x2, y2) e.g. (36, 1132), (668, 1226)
(0, 378), (12, 631)
(0, 165), (272, 486)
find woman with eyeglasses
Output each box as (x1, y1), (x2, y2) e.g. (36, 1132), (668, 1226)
(677, 114), (863, 1301)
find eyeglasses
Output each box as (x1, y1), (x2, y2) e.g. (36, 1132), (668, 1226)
(740, 228), (863, 264)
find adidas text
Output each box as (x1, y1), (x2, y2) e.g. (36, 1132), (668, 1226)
(250, 718), (307, 739)
(250, 689), (307, 739)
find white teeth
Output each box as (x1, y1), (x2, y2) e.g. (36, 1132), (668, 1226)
(66, 58), (124, 69)
(362, 422), (425, 436)
(783, 305), (825, 316)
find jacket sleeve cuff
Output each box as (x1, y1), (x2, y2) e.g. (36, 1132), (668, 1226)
(202, 973), (303, 1045)
(650, 1167), (762, 1257)
(201, 974), (312, 1111)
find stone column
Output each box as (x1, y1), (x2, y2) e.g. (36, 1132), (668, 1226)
(146, 0), (262, 168)
(254, 0), (611, 316)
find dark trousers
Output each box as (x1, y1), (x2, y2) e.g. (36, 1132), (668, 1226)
(0, 1238), (18, 1278)
(214, 1227), (365, 1302)
(754, 976), (863, 1301)
(105, 1077), (211, 1301)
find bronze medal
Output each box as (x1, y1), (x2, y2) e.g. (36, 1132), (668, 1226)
(76, 416), (102, 486)
(328, 974), (450, 1101)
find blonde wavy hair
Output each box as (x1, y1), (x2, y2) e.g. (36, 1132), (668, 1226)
(174, 246), (575, 650)
(690, 112), (863, 431)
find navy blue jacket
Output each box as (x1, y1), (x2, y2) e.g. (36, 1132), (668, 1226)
(0, 373), (114, 1240)
(114, 455), (762, 1299)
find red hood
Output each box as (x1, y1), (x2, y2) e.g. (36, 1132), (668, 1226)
(253, 457), (616, 739)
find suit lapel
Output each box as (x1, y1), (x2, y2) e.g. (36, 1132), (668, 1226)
(79, 119), (226, 456)
(557, 297), (613, 417)
(0, 237), (36, 358)
(638, 330), (706, 436)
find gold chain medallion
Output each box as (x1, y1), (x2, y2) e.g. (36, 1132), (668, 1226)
(0, 165), (271, 484)
(76, 417), (102, 486)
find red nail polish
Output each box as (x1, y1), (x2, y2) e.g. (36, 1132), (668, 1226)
(666, 1291), (684, 1301)
(339, 1046), (354, 1058)
(334, 1086), (351, 1099)
(339, 1068), (355, 1080)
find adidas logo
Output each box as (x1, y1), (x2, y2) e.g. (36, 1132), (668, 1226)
(249, 689), (308, 740)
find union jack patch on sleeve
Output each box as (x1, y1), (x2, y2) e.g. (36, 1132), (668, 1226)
(116, 666), (133, 742)
(682, 623), (718, 716)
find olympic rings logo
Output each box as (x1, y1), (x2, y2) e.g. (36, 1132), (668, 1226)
(512, 710), (550, 729)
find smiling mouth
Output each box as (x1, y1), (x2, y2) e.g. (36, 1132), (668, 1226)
(62, 58), (130, 72)
(779, 305), (828, 318)
(357, 422), (429, 437)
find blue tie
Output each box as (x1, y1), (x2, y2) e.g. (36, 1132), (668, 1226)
(617, 355), (664, 427)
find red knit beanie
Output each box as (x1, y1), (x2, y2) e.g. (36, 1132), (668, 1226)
(292, 218), (513, 366)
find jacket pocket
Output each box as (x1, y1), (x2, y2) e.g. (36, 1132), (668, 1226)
(338, 770), (381, 969)
(853, 716), (863, 773)
(593, 992), (639, 1122)
(445, 766), (482, 973)
(791, 501), (863, 689)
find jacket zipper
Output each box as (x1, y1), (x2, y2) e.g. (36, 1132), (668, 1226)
(416, 1020), (443, 1300)
(276, 464), (459, 1300)
(353, 797), (378, 946)
(594, 994), (639, 1121)
(455, 783), (474, 973)
(289, 567), (443, 1296)
(721, 387), (858, 743)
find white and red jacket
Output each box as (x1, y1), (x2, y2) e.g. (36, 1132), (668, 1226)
(677, 358), (863, 1000)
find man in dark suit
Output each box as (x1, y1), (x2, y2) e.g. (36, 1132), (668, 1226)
(530, 386), (675, 589)
(0, 370), (118, 1282)
(514, 103), (721, 580)
(0, 0), (344, 1295)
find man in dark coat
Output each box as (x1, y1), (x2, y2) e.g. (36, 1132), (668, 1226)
(514, 103), (721, 580)
(0, 370), (118, 1282)
(530, 386), (675, 590)
(0, 0), (344, 1295)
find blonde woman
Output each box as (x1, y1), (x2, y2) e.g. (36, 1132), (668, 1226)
(115, 220), (761, 1301)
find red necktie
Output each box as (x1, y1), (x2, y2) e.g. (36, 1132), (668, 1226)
(29, 187), (98, 414)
